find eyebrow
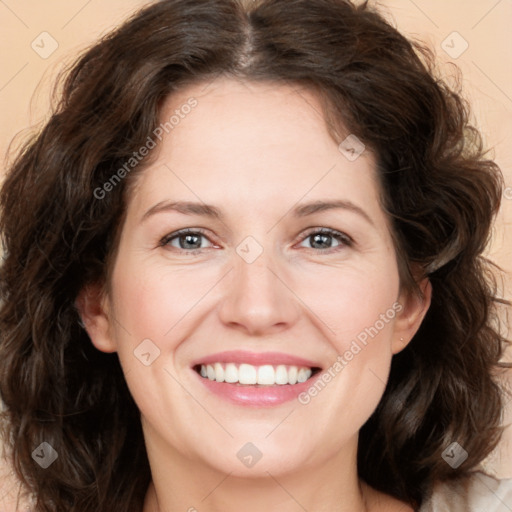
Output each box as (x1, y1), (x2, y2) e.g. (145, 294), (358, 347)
(141, 199), (374, 226)
(142, 201), (223, 222)
(293, 200), (374, 226)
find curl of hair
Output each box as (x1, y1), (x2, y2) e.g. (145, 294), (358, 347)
(0, 0), (510, 510)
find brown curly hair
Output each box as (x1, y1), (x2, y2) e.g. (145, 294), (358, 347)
(0, 0), (510, 510)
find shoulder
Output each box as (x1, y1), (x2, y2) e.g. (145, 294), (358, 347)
(419, 471), (512, 512)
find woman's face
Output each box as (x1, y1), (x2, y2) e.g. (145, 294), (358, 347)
(82, 77), (429, 478)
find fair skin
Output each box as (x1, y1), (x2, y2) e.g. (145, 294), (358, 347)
(77, 77), (431, 512)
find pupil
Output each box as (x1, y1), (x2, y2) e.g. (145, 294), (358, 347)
(312, 233), (331, 249)
(181, 234), (201, 249)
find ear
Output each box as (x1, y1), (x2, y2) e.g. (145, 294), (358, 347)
(75, 282), (117, 353)
(391, 278), (432, 354)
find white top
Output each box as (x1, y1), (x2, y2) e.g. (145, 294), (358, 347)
(419, 472), (512, 511)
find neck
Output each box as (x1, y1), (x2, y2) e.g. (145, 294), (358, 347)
(142, 434), (370, 512)
(143, 476), (370, 512)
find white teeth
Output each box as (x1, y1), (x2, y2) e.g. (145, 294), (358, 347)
(198, 363), (313, 385)
(239, 364), (257, 384)
(214, 363), (224, 382)
(224, 363), (238, 383)
(257, 365), (275, 385)
(275, 365), (288, 385)
(297, 368), (309, 383)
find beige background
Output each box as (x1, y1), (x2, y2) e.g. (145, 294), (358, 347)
(0, 0), (511, 507)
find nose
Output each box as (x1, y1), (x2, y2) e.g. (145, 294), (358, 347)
(217, 246), (301, 336)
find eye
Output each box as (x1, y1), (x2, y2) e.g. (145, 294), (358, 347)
(159, 227), (353, 254)
(159, 228), (215, 252)
(297, 228), (353, 251)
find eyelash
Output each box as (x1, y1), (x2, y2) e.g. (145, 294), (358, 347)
(158, 227), (354, 254)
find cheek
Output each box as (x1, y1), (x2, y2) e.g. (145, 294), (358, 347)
(297, 278), (399, 451)
(107, 260), (207, 444)
(107, 258), (224, 394)
(110, 258), (217, 341)
(291, 258), (400, 350)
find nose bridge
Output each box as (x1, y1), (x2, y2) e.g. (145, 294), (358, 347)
(233, 237), (281, 305)
(217, 235), (299, 334)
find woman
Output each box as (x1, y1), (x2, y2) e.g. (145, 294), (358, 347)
(0, 0), (511, 510)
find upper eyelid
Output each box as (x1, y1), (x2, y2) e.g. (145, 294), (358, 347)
(161, 227), (214, 246)
(298, 226), (352, 241)
(296, 228), (354, 249)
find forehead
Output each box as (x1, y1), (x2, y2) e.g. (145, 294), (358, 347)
(127, 77), (383, 223)
(162, 77), (346, 158)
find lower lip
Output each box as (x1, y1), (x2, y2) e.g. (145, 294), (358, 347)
(193, 370), (321, 407)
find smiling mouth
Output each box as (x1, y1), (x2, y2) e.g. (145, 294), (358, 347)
(193, 363), (322, 386)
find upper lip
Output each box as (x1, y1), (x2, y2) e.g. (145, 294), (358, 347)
(191, 350), (322, 369)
